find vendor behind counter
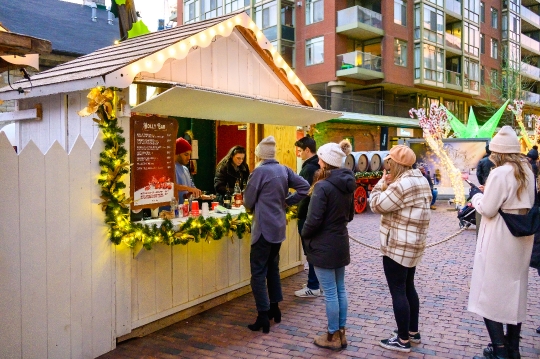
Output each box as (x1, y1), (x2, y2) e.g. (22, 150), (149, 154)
(214, 145), (250, 204)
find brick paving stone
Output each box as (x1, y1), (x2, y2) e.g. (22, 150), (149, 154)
(98, 201), (540, 359)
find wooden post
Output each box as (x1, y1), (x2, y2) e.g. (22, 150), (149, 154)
(116, 0), (138, 40)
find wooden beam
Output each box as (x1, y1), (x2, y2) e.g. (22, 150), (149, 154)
(0, 32), (51, 56)
(0, 103), (42, 122)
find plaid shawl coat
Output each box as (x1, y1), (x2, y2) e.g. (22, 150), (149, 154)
(369, 169), (432, 267)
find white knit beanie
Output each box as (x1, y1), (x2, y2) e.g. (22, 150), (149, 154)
(255, 136), (276, 159)
(489, 126), (521, 154)
(317, 143), (346, 168)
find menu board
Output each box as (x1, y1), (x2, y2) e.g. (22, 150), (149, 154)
(130, 115), (178, 210)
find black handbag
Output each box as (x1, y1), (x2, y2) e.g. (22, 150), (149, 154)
(498, 181), (540, 237)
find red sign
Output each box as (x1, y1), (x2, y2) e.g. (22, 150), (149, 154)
(130, 115), (178, 210)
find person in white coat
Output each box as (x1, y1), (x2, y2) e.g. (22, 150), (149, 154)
(468, 126), (536, 359)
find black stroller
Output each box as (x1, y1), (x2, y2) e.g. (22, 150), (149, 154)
(457, 180), (477, 229)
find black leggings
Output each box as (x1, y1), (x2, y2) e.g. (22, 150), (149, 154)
(382, 256), (420, 341)
(484, 317), (521, 352)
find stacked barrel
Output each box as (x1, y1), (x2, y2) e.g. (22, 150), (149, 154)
(342, 151), (390, 172)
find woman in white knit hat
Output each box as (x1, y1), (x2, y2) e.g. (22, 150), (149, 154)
(301, 143), (356, 350)
(468, 126), (536, 359)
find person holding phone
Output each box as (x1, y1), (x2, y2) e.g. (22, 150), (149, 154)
(369, 145), (432, 353)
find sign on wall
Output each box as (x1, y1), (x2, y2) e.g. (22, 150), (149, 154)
(130, 115), (178, 210)
(397, 128), (414, 137)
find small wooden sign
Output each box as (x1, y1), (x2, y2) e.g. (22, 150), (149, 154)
(130, 115), (178, 210)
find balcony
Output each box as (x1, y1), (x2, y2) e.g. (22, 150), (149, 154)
(521, 61), (540, 81)
(521, 6), (540, 30)
(521, 34), (540, 55)
(446, 70), (462, 89)
(522, 90), (540, 105)
(445, 32), (462, 52)
(336, 6), (384, 41)
(336, 51), (384, 80)
(445, 0), (462, 16)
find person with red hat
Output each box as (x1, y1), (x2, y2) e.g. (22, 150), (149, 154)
(174, 137), (201, 200)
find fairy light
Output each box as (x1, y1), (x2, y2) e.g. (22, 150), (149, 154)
(218, 24), (225, 33)
(145, 60), (152, 68)
(157, 52), (164, 62)
(199, 32), (207, 42)
(209, 28), (216, 37)
(410, 104), (466, 205)
(131, 64), (140, 74)
(227, 20), (233, 28)
(507, 100), (533, 150)
(168, 47), (176, 56)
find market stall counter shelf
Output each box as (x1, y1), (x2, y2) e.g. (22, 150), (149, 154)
(136, 207), (247, 230)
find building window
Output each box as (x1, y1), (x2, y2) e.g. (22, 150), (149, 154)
(490, 69), (498, 86)
(491, 39), (498, 59)
(491, 8), (498, 29)
(394, 0), (407, 26)
(394, 39), (407, 66)
(414, 44), (420, 78)
(464, 0), (480, 23)
(306, 36), (324, 66)
(423, 44), (444, 83)
(225, 0), (250, 14)
(306, 0), (323, 25)
(464, 22), (480, 57)
(414, 4), (420, 39)
(255, 1), (278, 40)
(480, 2), (485, 22)
(423, 5), (444, 45)
(464, 58), (480, 91)
(480, 34), (485, 54)
(281, 40), (295, 68)
(184, 0), (200, 24)
(202, 0), (223, 20)
(481, 65), (485, 85)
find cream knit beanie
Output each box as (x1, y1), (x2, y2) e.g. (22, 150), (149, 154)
(255, 136), (276, 159)
(318, 143), (346, 168)
(489, 126), (521, 154)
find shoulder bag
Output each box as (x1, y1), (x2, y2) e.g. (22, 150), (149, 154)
(498, 181), (540, 237)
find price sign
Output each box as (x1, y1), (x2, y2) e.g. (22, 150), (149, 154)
(130, 115), (178, 210)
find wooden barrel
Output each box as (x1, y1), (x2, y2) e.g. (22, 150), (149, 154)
(356, 152), (370, 172)
(343, 152), (363, 171)
(369, 151), (390, 171)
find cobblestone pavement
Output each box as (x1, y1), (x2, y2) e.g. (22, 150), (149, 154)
(99, 201), (540, 359)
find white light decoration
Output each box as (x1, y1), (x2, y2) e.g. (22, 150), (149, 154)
(200, 32), (207, 41)
(189, 38), (196, 46)
(179, 42), (186, 51)
(256, 31), (263, 40)
(157, 52), (164, 62)
(168, 47), (176, 56)
(209, 28), (216, 37)
(145, 60), (152, 68)
(131, 64), (140, 75)
(249, 21), (255, 30)
(218, 24), (225, 33)
(227, 20), (233, 28)
(235, 16), (241, 24)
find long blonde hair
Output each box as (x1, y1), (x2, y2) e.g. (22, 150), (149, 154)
(382, 158), (411, 190)
(308, 162), (338, 196)
(489, 152), (532, 200)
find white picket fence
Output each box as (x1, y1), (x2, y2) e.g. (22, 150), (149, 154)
(0, 131), (115, 359)
(0, 130), (303, 359)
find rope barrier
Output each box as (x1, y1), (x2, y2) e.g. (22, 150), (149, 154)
(349, 226), (469, 251)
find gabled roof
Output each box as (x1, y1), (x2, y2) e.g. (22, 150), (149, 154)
(0, 0), (118, 56)
(0, 12), (320, 108)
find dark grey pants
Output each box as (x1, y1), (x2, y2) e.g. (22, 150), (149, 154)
(250, 235), (283, 312)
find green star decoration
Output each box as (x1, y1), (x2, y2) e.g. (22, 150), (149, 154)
(115, 0), (126, 5)
(446, 99), (509, 138)
(127, 20), (150, 39)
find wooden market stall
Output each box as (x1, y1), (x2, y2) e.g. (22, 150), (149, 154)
(0, 12), (338, 359)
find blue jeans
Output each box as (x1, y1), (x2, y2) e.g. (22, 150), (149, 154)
(298, 218), (320, 290)
(431, 189), (438, 206)
(314, 266), (347, 333)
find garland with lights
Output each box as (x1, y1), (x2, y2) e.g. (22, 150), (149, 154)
(79, 86), (297, 250)
(355, 171), (383, 180)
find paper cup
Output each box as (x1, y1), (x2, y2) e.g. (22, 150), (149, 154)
(211, 201), (219, 210)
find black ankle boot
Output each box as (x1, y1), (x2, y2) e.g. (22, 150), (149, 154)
(248, 311), (270, 333)
(506, 324), (521, 359)
(268, 302), (281, 323)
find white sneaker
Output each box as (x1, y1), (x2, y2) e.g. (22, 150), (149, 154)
(294, 284), (321, 297)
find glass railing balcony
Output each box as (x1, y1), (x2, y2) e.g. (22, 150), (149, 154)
(446, 70), (462, 86)
(337, 51), (383, 72)
(522, 90), (540, 103)
(445, 33), (462, 50)
(521, 6), (540, 29)
(337, 5), (382, 29)
(521, 62), (540, 79)
(445, 0), (462, 15)
(281, 25), (294, 41)
(522, 34), (540, 53)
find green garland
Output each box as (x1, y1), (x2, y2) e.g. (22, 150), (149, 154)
(79, 86), (297, 250)
(355, 171), (383, 180)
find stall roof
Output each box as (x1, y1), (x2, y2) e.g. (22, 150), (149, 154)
(332, 112), (420, 128)
(0, 11), (320, 111)
(132, 84), (340, 126)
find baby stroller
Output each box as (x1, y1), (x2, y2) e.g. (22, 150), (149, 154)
(457, 180), (477, 229)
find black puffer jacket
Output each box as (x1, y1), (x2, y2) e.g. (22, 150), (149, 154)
(476, 155), (494, 185)
(297, 155), (320, 220)
(214, 161), (250, 196)
(301, 168), (356, 269)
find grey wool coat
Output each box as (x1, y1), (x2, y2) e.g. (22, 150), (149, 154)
(468, 163), (536, 324)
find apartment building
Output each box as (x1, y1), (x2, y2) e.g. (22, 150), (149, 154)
(175, 0), (540, 146)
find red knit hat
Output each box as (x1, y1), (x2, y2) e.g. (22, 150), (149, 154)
(175, 138), (192, 155)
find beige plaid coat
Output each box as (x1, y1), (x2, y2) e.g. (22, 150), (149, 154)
(369, 169), (432, 267)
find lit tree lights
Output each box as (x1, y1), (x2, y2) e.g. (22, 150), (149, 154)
(410, 104), (466, 206)
(507, 99), (534, 150)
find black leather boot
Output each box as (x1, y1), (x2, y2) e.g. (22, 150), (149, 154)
(506, 324), (521, 359)
(247, 311), (270, 333)
(268, 302), (281, 323)
(474, 344), (509, 359)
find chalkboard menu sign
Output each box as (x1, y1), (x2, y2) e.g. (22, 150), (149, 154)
(130, 115), (179, 210)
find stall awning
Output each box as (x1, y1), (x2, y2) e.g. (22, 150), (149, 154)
(131, 85), (341, 126)
(332, 112), (420, 128)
